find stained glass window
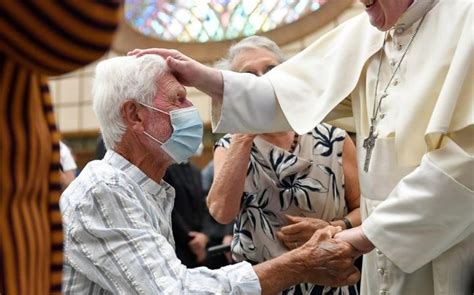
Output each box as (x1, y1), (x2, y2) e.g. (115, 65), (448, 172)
(125, 0), (327, 43)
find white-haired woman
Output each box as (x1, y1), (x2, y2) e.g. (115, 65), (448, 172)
(207, 36), (361, 295)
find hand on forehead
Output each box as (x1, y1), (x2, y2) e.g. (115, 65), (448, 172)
(153, 71), (192, 111)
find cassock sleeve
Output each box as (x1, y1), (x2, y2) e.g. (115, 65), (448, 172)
(212, 70), (355, 135)
(211, 71), (292, 134)
(362, 126), (474, 273)
(211, 14), (382, 135)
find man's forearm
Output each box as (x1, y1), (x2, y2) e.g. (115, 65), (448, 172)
(253, 250), (304, 295)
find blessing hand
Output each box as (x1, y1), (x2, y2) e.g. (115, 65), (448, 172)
(128, 48), (223, 99)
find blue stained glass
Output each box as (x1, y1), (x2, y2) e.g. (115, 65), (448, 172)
(150, 20), (163, 35)
(311, 3), (321, 10)
(125, 0), (327, 43)
(217, 0), (232, 6)
(242, 0), (258, 15)
(295, 0), (309, 13)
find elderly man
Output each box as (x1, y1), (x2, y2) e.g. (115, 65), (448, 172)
(60, 55), (359, 294)
(129, 0), (473, 294)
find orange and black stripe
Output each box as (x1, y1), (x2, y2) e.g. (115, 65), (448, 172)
(0, 2), (121, 294)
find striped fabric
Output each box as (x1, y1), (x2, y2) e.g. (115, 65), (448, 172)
(60, 150), (260, 294)
(0, 2), (121, 294)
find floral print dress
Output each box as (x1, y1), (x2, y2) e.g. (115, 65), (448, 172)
(215, 123), (358, 295)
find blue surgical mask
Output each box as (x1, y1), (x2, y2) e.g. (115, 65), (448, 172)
(139, 102), (203, 163)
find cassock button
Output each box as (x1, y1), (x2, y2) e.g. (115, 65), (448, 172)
(395, 27), (405, 34)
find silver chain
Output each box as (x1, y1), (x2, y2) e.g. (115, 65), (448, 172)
(371, 13), (428, 122)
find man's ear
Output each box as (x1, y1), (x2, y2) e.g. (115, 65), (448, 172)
(121, 100), (145, 133)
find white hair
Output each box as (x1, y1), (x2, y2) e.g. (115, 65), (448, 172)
(92, 55), (167, 150)
(216, 36), (286, 70)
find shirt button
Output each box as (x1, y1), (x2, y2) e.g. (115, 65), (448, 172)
(395, 27), (404, 34)
(392, 79), (399, 86)
(397, 44), (403, 50)
(378, 268), (385, 275)
(379, 290), (389, 295)
(379, 113), (385, 119)
(376, 248), (383, 255)
(390, 60), (397, 67)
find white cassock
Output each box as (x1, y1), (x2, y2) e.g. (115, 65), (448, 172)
(211, 0), (474, 294)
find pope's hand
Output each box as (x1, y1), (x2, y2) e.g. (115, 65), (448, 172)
(128, 48), (223, 100)
(334, 226), (374, 255)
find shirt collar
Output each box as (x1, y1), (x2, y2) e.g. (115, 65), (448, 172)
(393, 0), (437, 30)
(103, 150), (171, 198)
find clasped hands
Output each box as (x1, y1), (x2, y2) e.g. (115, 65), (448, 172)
(277, 215), (333, 250)
(278, 215), (363, 287)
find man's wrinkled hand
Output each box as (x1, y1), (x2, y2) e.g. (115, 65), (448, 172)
(295, 226), (360, 286)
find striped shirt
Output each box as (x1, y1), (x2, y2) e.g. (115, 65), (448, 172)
(60, 150), (261, 294)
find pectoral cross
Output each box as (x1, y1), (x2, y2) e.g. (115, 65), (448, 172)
(363, 121), (377, 172)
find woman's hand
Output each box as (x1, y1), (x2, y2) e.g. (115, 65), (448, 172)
(277, 215), (331, 250)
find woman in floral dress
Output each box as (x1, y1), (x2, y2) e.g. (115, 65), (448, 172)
(208, 36), (361, 295)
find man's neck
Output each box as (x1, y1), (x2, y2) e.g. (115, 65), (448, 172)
(134, 154), (170, 183)
(114, 143), (171, 184)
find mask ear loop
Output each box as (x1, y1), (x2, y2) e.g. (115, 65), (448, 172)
(137, 102), (171, 145)
(143, 131), (165, 145)
(138, 101), (170, 116)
